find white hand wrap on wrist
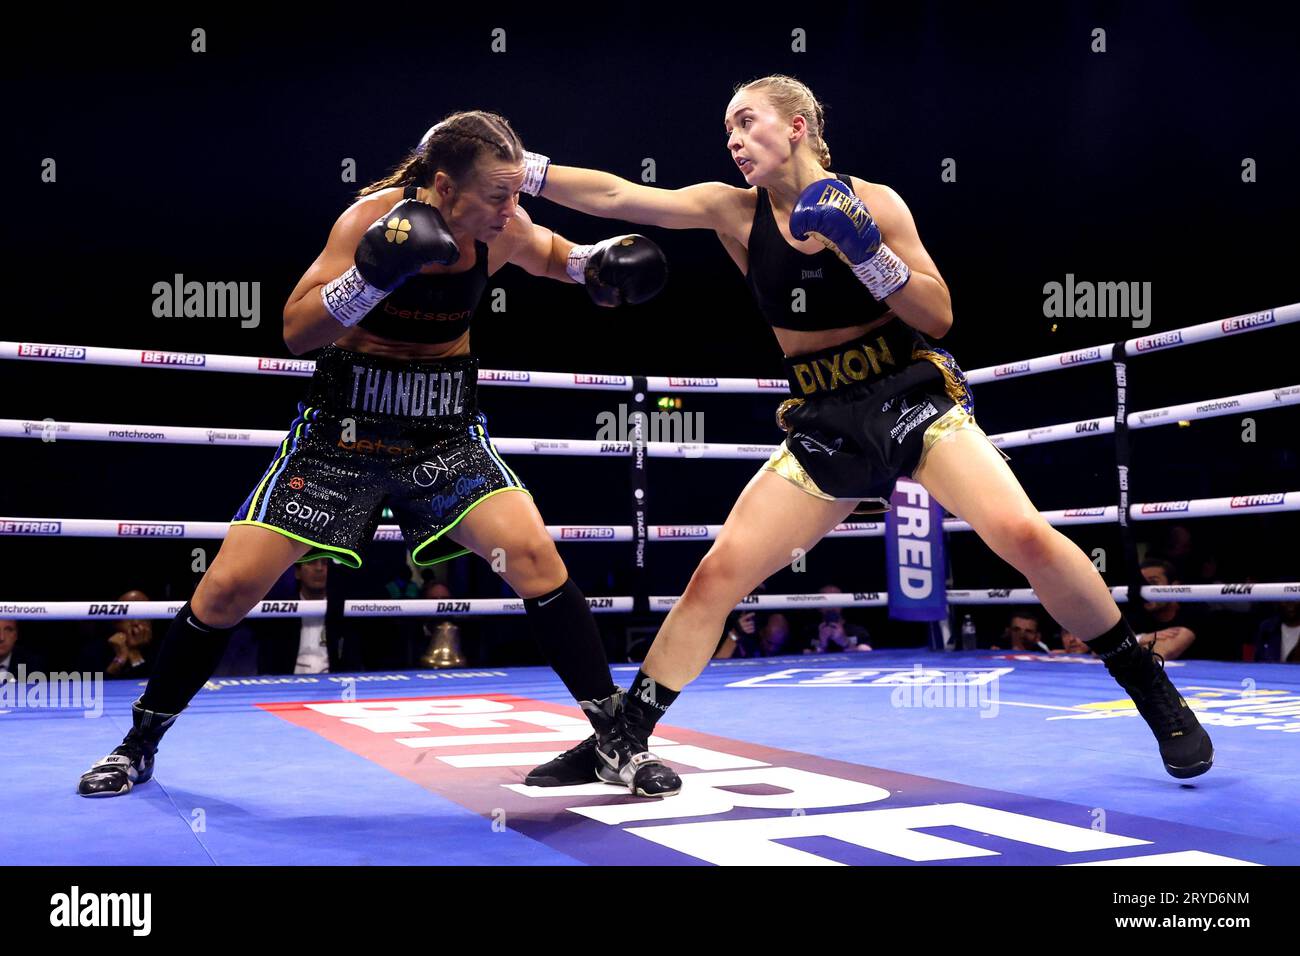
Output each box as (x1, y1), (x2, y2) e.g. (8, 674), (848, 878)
(321, 266), (387, 327)
(520, 150), (551, 196)
(565, 244), (596, 284)
(851, 243), (911, 300)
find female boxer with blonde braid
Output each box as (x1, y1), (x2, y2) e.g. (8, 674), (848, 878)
(521, 75), (1212, 795)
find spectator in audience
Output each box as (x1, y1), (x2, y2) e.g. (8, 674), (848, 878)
(1252, 601), (1300, 663)
(1059, 628), (1095, 656)
(715, 609), (757, 658)
(1130, 558), (1201, 660)
(990, 609), (1056, 652)
(0, 618), (47, 680)
(805, 586), (872, 653)
(78, 590), (157, 679)
(255, 558), (361, 674)
(716, 609), (795, 658)
(757, 613), (793, 656)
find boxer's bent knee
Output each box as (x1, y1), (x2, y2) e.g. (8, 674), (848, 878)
(989, 513), (1057, 567)
(500, 536), (567, 597)
(191, 568), (264, 628)
(682, 543), (753, 610)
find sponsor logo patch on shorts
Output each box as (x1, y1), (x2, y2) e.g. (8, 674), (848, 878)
(889, 401), (939, 443)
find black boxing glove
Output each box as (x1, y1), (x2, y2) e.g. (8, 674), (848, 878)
(355, 199), (459, 289)
(322, 199), (460, 326)
(565, 235), (668, 308)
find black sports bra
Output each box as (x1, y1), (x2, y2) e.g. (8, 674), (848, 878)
(744, 173), (892, 332)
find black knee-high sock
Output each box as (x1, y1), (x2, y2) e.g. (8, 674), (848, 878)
(522, 578), (617, 704)
(138, 602), (236, 715)
(623, 668), (681, 734)
(1084, 614), (1141, 666)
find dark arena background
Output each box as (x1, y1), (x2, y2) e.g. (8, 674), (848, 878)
(2, 1), (1297, 921)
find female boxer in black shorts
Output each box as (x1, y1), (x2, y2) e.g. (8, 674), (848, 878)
(523, 75), (1212, 794)
(78, 111), (669, 797)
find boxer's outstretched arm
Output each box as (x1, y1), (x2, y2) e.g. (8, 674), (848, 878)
(493, 205), (574, 282)
(539, 165), (746, 233)
(496, 205), (667, 308)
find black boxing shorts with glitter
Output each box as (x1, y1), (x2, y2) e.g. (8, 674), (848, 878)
(764, 317), (1010, 515)
(230, 346), (528, 568)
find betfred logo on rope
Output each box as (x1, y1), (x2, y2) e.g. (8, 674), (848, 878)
(573, 374), (627, 386)
(1221, 312), (1274, 332)
(1058, 347), (1102, 365)
(257, 357), (315, 375)
(1140, 501), (1190, 513)
(656, 526), (709, 538)
(117, 523), (184, 537)
(1134, 331), (1183, 351)
(667, 377), (718, 387)
(141, 350), (206, 366)
(1230, 494), (1286, 508)
(559, 527), (616, 539)
(0, 520), (62, 534)
(18, 343), (86, 359)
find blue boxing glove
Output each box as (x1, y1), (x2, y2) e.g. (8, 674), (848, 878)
(790, 178), (911, 300)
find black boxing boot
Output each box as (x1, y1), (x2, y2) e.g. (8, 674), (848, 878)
(520, 578), (621, 788)
(524, 734), (601, 787)
(77, 698), (179, 797)
(586, 690), (681, 798)
(1090, 619), (1214, 779)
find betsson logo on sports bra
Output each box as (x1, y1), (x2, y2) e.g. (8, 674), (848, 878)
(381, 303), (472, 323)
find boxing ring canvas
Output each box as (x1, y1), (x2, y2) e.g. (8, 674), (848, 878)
(5, 648), (1296, 866)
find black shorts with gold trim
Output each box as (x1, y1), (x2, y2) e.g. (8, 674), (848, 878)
(230, 346), (528, 568)
(764, 317), (1009, 515)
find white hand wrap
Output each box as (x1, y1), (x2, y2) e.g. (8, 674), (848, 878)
(565, 243), (596, 284)
(850, 242), (911, 300)
(321, 266), (388, 327)
(520, 150), (551, 196)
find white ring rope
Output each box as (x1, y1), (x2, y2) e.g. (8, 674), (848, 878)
(3, 304), (1296, 624)
(2, 583), (1296, 621)
(2, 302), (1296, 392)
(3, 375), (1297, 456)
(4, 490), (1297, 546)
